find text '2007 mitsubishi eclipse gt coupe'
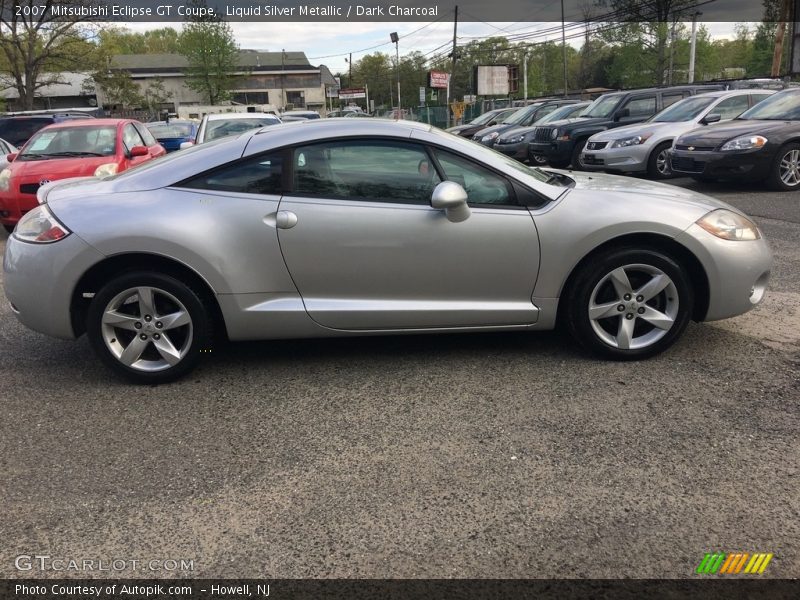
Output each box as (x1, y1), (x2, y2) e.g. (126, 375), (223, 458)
(3, 120), (772, 383)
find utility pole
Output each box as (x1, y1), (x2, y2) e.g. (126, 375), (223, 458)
(561, 0), (568, 96)
(449, 5), (458, 126)
(348, 52), (352, 85)
(772, 0), (792, 76)
(390, 32), (400, 117)
(668, 17), (677, 86)
(523, 53), (528, 102)
(688, 11), (701, 83)
(281, 49), (286, 110)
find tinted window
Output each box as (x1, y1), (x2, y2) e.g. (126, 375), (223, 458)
(583, 94), (623, 118)
(148, 123), (194, 138)
(0, 118), (51, 147)
(432, 149), (513, 206)
(662, 93), (684, 108)
(181, 152), (283, 194)
(292, 140), (440, 203)
(622, 95), (657, 118)
(713, 95), (750, 120)
(750, 93), (772, 106)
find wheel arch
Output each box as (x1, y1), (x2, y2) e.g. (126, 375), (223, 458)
(556, 232), (710, 324)
(70, 253), (228, 340)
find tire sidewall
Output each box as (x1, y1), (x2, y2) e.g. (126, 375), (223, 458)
(647, 141), (673, 179)
(571, 139), (588, 171)
(768, 142), (800, 191)
(566, 248), (694, 360)
(86, 271), (212, 384)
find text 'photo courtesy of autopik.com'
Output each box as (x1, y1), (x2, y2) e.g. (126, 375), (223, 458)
(0, 0), (798, 598)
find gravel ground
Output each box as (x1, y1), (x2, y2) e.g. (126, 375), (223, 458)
(0, 179), (797, 579)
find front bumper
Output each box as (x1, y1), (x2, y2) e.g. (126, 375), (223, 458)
(0, 192), (37, 228)
(580, 144), (649, 173)
(528, 140), (573, 163)
(677, 223), (772, 322)
(669, 147), (773, 180)
(493, 140), (528, 160)
(3, 231), (106, 339)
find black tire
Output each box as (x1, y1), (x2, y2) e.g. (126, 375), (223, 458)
(530, 153), (548, 166)
(646, 141), (673, 179)
(570, 139), (588, 171)
(765, 142), (800, 191)
(87, 271), (213, 384)
(564, 247), (694, 360)
(3, 224), (13, 234)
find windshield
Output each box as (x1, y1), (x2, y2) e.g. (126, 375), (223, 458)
(148, 122), (194, 138)
(582, 95), (623, 119)
(650, 96), (715, 122)
(503, 105), (540, 125)
(537, 104), (586, 124)
(469, 110), (501, 126)
(19, 126), (117, 160)
(738, 91), (800, 120)
(205, 118), (279, 140)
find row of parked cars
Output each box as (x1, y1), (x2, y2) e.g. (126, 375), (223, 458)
(449, 84), (800, 191)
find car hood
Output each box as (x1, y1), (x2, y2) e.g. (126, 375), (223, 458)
(676, 119), (792, 145)
(589, 121), (680, 142)
(498, 125), (537, 140)
(473, 123), (513, 138)
(9, 156), (115, 180)
(552, 169), (736, 213)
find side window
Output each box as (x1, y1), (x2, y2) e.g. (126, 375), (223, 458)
(713, 95), (750, 120)
(750, 93), (772, 107)
(535, 105), (559, 120)
(622, 95), (657, 118)
(432, 148), (514, 206)
(662, 93), (684, 108)
(292, 140), (440, 203)
(134, 122), (158, 147)
(122, 124), (145, 151)
(180, 152), (284, 195)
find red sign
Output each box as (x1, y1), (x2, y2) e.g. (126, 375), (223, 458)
(428, 71), (450, 89)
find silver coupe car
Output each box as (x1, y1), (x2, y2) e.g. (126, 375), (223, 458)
(3, 120), (772, 383)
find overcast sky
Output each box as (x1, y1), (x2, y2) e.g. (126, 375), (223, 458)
(126, 21), (743, 73)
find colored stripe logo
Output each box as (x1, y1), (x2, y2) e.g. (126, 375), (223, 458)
(696, 552), (773, 574)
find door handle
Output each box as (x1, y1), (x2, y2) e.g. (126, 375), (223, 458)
(276, 211), (298, 229)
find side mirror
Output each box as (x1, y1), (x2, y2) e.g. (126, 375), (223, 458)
(6, 152), (17, 162)
(614, 108), (630, 121)
(179, 141), (194, 150)
(701, 113), (721, 125)
(431, 181), (470, 223)
(130, 145), (149, 157)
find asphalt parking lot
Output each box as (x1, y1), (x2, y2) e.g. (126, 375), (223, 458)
(1, 177), (798, 579)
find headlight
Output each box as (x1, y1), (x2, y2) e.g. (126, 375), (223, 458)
(720, 135), (767, 152)
(13, 204), (71, 243)
(481, 132), (499, 142)
(504, 135), (525, 144)
(610, 133), (652, 148)
(94, 163), (118, 178)
(697, 209), (760, 241)
(550, 129), (559, 140)
(0, 167), (11, 192)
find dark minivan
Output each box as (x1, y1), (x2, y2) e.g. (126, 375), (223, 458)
(528, 85), (724, 169)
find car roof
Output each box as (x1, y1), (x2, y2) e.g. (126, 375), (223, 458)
(205, 112), (280, 121)
(45, 118), (131, 129)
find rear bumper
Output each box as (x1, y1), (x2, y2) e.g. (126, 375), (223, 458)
(669, 148), (773, 180)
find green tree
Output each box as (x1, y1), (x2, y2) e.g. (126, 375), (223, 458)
(143, 77), (170, 111)
(177, 3), (238, 105)
(0, 0), (104, 109)
(87, 70), (143, 109)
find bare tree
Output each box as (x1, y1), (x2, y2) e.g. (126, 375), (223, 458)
(0, 0), (102, 109)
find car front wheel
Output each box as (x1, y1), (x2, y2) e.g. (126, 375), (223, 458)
(565, 248), (694, 360)
(87, 272), (213, 383)
(766, 142), (800, 191)
(647, 141), (673, 179)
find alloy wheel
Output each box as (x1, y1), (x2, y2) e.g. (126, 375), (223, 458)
(779, 149), (800, 187)
(588, 264), (679, 350)
(656, 149), (671, 176)
(101, 286), (194, 372)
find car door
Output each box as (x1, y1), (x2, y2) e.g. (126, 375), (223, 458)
(276, 138), (541, 331)
(133, 122), (167, 158)
(120, 123), (150, 169)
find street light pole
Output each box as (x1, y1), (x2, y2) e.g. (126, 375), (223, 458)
(688, 11), (701, 83)
(391, 32), (400, 118)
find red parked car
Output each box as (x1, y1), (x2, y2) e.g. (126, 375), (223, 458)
(0, 119), (165, 232)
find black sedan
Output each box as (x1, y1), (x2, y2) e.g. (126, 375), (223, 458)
(670, 88), (800, 190)
(446, 107), (518, 138)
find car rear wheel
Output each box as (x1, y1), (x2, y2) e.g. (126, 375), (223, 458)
(647, 142), (673, 179)
(766, 143), (800, 191)
(564, 248), (694, 360)
(87, 272), (213, 383)
(530, 153), (548, 165)
(570, 139), (588, 171)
